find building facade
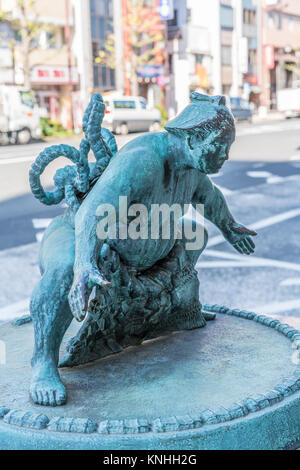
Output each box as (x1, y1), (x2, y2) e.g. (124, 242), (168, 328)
(261, 0), (300, 109)
(0, 0), (79, 129)
(166, 0), (212, 114)
(231, 0), (259, 105)
(90, 0), (116, 93)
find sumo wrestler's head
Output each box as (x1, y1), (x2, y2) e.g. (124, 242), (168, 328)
(165, 92), (235, 174)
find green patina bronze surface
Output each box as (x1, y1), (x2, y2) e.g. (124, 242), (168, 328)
(1, 307), (300, 450)
(28, 92), (257, 407)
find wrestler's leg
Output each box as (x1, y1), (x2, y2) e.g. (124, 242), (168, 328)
(180, 216), (215, 320)
(30, 216), (75, 406)
(160, 217), (210, 328)
(180, 214), (208, 264)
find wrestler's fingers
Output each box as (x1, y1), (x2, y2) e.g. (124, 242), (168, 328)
(68, 289), (82, 321)
(245, 236), (255, 250)
(239, 240), (251, 255)
(79, 279), (90, 312)
(233, 242), (244, 255)
(75, 285), (87, 321)
(244, 237), (255, 252)
(89, 271), (111, 288)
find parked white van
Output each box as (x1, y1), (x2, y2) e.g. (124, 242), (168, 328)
(277, 87), (300, 118)
(103, 96), (161, 135)
(0, 86), (41, 144)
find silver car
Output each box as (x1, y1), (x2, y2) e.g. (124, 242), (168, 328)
(103, 96), (162, 135)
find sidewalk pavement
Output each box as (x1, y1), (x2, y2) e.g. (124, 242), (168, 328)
(252, 111), (284, 124)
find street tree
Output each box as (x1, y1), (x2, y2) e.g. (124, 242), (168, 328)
(0, 0), (50, 88)
(96, 0), (164, 95)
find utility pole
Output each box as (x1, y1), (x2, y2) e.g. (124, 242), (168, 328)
(122, 0), (131, 95)
(163, 18), (170, 111)
(65, 0), (74, 129)
(113, 0), (124, 94)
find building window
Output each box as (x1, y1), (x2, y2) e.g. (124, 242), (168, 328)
(113, 100), (136, 109)
(110, 68), (115, 88)
(187, 8), (192, 23)
(267, 11), (281, 29)
(99, 17), (105, 39)
(91, 17), (97, 39)
(243, 8), (256, 25)
(106, 0), (112, 16)
(143, 0), (154, 7)
(195, 54), (204, 65)
(222, 85), (231, 95)
(139, 98), (147, 109)
(46, 32), (56, 49)
(101, 66), (107, 87)
(90, 0), (115, 90)
(98, 0), (106, 16)
(168, 53), (173, 74)
(221, 45), (232, 66)
(220, 4), (234, 30)
(13, 28), (22, 43)
(90, 0), (96, 14)
(287, 16), (294, 32)
(167, 9), (178, 28)
(93, 66), (99, 88)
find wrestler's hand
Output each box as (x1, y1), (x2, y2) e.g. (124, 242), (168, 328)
(227, 222), (257, 255)
(68, 267), (111, 322)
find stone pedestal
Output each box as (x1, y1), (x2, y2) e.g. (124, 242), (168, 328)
(1, 306), (300, 450)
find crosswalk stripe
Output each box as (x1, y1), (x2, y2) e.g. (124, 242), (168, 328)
(0, 155), (36, 165)
(32, 218), (53, 229)
(207, 207), (300, 248)
(0, 298), (30, 322)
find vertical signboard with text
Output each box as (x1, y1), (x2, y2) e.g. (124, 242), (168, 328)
(158, 0), (174, 21)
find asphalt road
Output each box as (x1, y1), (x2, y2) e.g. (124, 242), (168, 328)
(0, 118), (299, 251)
(1, 118), (300, 330)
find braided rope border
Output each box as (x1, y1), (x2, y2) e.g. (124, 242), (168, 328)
(1, 305), (300, 435)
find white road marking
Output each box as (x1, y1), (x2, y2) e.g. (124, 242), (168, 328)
(32, 218), (53, 242)
(0, 298), (30, 322)
(280, 278), (300, 286)
(237, 121), (300, 137)
(198, 260), (257, 268)
(0, 155), (36, 165)
(289, 155), (300, 161)
(198, 249), (300, 272)
(266, 176), (285, 184)
(246, 171), (284, 184)
(214, 186), (234, 196)
(247, 171), (273, 178)
(35, 232), (44, 242)
(32, 218), (52, 229)
(207, 207), (300, 248)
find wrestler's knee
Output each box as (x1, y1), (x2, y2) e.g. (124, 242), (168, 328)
(30, 261), (73, 318)
(183, 222), (208, 265)
(182, 217), (208, 251)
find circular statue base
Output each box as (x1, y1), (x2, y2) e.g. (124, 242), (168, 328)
(1, 306), (300, 450)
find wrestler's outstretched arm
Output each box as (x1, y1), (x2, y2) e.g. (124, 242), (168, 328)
(194, 176), (257, 255)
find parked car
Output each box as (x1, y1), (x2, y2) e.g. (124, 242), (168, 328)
(0, 86), (41, 144)
(102, 96), (161, 135)
(230, 97), (253, 122)
(277, 88), (300, 119)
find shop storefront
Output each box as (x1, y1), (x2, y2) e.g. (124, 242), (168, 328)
(31, 65), (79, 130)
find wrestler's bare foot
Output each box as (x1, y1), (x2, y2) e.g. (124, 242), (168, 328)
(30, 360), (66, 406)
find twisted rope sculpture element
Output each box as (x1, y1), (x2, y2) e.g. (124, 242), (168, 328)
(29, 94), (117, 211)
